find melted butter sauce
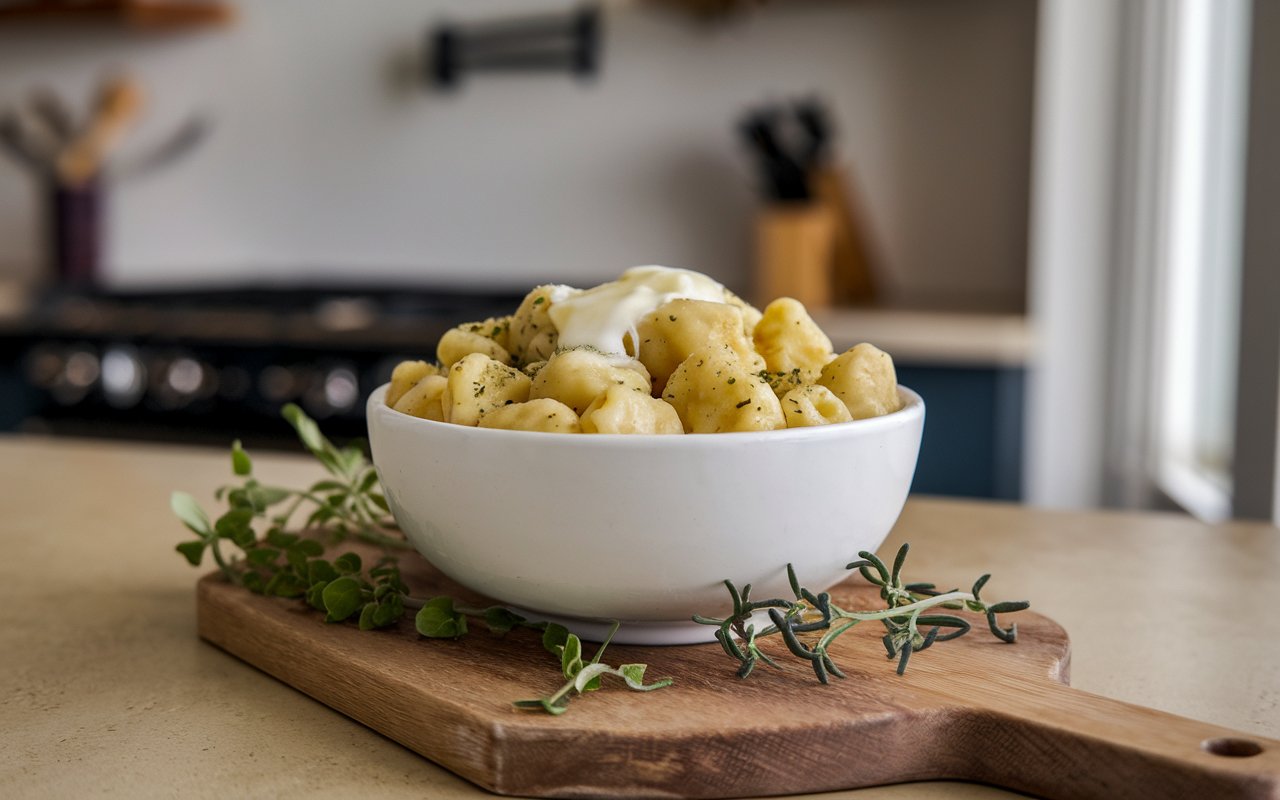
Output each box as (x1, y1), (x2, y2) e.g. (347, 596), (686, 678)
(548, 266), (727, 359)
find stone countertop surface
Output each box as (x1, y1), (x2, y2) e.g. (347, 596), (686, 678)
(2, 435), (1277, 798)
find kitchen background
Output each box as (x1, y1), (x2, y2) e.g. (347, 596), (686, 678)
(0, 0), (1033, 301)
(1, 0), (1275, 524)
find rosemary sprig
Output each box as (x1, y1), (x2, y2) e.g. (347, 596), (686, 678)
(171, 405), (670, 713)
(693, 543), (1030, 683)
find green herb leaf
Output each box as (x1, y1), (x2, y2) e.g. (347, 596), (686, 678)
(617, 664), (673, 691)
(305, 580), (329, 611)
(542, 623), (569, 656)
(215, 508), (256, 547)
(241, 570), (265, 593)
(357, 471), (379, 494)
(371, 596), (404, 628)
(308, 559), (337, 585)
(175, 540), (206, 566)
(246, 485), (290, 510)
(482, 606), (526, 633)
(572, 662), (611, 692)
(415, 597), (468, 638)
(282, 403), (323, 451)
(246, 547), (279, 567)
(292, 539), (324, 558)
(266, 572), (306, 598)
(513, 698), (568, 715)
(560, 634), (584, 680)
(266, 529), (299, 548)
(322, 576), (365, 622)
(230, 440), (252, 476)
(170, 492), (213, 537)
(333, 552), (362, 575)
(309, 480), (348, 493)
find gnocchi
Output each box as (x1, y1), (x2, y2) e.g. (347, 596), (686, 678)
(478, 398), (582, 433)
(441, 353), (532, 427)
(530, 348), (650, 415)
(385, 266), (904, 434)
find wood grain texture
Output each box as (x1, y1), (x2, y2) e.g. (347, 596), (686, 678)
(196, 547), (1280, 799)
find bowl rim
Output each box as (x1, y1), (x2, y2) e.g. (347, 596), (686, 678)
(368, 383), (923, 445)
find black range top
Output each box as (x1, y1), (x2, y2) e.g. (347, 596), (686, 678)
(0, 284), (530, 449)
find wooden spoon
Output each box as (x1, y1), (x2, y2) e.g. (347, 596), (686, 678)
(56, 74), (143, 187)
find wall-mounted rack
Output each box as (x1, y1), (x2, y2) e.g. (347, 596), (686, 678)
(427, 5), (601, 91)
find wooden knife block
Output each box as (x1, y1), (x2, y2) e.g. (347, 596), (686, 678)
(754, 164), (876, 309)
(754, 205), (835, 309)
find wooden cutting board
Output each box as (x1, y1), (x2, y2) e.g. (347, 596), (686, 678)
(196, 547), (1280, 799)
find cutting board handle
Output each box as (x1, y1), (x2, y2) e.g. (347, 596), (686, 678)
(955, 680), (1280, 799)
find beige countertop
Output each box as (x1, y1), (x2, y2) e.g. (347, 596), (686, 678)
(2, 435), (1277, 798)
(811, 308), (1033, 367)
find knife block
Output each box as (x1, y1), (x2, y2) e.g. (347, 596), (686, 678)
(754, 204), (835, 309)
(810, 164), (876, 305)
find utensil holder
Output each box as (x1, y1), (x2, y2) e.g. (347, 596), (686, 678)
(810, 164), (876, 306)
(754, 204), (834, 309)
(47, 178), (103, 287)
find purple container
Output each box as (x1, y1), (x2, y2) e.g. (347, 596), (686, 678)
(48, 179), (102, 287)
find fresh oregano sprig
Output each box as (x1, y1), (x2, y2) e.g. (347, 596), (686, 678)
(694, 543), (1030, 683)
(172, 405), (671, 713)
(513, 622), (674, 715)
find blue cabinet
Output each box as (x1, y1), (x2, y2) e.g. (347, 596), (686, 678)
(896, 364), (1025, 500)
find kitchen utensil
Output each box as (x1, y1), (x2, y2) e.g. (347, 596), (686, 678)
(367, 384), (924, 645)
(196, 541), (1280, 799)
(56, 73), (143, 187)
(739, 109), (810, 201)
(109, 113), (209, 180)
(0, 109), (52, 174)
(794, 97), (830, 165)
(28, 86), (76, 146)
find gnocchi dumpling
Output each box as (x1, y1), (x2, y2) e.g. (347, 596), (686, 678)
(386, 360), (439, 408)
(436, 325), (513, 369)
(753, 298), (833, 384)
(636, 299), (766, 394)
(723, 288), (764, 339)
(441, 353), (532, 426)
(817, 343), (902, 420)
(663, 350), (784, 433)
(392, 374), (448, 421)
(509, 285), (576, 365)
(478, 398), (581, 433)
(530, 348), (650, 415)
(384, 268), (903, 432)
(780, 385), (853, 428)
(580, 384), (683, 434)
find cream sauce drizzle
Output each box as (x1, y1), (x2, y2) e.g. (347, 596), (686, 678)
(548, 266), (727, 359)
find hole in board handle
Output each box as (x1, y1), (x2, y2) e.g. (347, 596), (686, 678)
(1201, 737), (1264, 758)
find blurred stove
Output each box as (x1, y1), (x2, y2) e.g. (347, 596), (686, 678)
(0, 284), (527, 449)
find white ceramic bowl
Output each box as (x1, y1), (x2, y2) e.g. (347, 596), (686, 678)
(367, 385), (924, 644)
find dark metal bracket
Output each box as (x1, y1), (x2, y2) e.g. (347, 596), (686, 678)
(428, 5), (602, 91)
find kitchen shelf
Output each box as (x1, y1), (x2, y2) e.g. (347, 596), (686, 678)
(0, 1), (234, 30)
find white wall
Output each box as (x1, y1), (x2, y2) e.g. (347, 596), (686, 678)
(0, 0), (1035, 305)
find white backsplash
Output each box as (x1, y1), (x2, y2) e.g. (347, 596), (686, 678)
(0, 0), (1035, 308)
